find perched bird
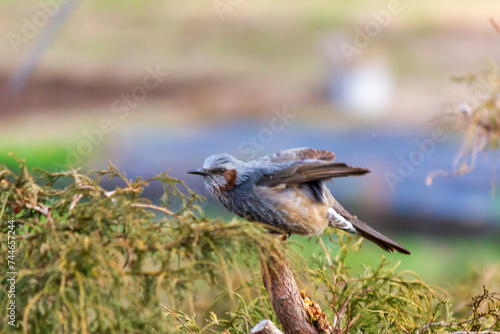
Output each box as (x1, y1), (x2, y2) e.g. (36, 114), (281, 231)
(187, 148), (410, 254)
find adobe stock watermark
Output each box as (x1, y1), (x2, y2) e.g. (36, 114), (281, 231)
(237, 106), (295, 161)
(6, 0), (68, 55)
(213, 0), (243, 21)
(51, 65), (169, 170)
(384, 131), (447, 191)
(6, 220), (17, 327)
(339, 0), (403, 63)
(384, 76), (490, 191)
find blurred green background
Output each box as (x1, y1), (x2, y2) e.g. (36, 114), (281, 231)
(1, 0), (499, 289)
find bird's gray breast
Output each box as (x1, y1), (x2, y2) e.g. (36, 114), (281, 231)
(224, 184), (286, 226)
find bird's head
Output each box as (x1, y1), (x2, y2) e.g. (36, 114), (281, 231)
(187, 154), (247, 198)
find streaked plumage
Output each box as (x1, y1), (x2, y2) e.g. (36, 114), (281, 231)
(187, 148), (410, 254)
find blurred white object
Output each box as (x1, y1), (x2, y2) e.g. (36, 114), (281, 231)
(321, 32), (395, 117)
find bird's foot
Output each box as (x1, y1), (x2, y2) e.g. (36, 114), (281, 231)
(279, 234), (288, 242)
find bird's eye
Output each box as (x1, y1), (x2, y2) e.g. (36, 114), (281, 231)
(213, 168), (226, 174)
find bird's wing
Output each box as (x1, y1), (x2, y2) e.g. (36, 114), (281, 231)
(255, 147), (336, 164)
(255, 148), (370, 187)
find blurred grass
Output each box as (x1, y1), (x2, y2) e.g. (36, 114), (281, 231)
(0, 143), (67, 171)
(291, 233), (500, 286)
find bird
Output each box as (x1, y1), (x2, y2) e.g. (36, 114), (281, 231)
(187, 147), (410, 254)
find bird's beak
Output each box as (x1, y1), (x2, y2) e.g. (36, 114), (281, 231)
(187, 168), (209, 176)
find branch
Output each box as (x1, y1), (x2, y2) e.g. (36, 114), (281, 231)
(25, 203), (54, 226)
(160, 304), (195, 334)
(131, 203), (179, 218)
(490, 17), (500, 34)
(69, 193), (83, 212)
(260, 242), (319, 334)
(442, 332), (500, 334)
(251, 320), (284, 334)
(418, 321), (500, 334)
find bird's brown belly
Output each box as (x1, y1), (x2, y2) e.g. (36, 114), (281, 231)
(254, 185), (329, 235)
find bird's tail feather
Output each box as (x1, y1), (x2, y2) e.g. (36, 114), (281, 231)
(350, 218), (411, 255)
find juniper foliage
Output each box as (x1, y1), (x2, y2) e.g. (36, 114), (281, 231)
(0, 157), (498, 333)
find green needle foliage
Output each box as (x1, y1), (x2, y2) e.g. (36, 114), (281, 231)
(307, 234), (447, 333)
(0, 157), (499, 333)
(0, 157), (282, 333)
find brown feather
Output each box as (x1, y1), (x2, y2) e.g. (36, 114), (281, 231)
(222, 169), (238, 190)
(257, 147), (336, 164)
(290, 148), (336, 161)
